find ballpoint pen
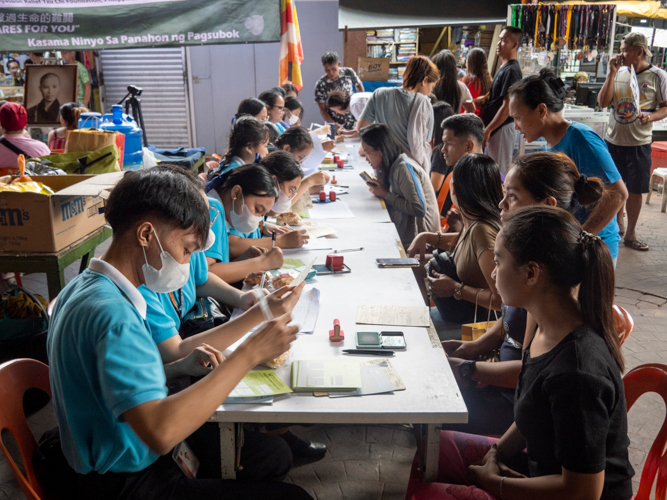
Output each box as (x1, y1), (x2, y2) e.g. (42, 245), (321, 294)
(333, 247), (363, 254)
(259, 271), (266, 289)
(271, 231), (276, 249)
(343, 349), (394, 356)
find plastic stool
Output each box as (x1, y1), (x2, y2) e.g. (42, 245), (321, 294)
(646, 167), (667, 213)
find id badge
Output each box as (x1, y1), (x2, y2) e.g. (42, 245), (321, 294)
(172, 441), (199, 480)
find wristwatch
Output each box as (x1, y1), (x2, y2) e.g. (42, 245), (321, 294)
(453, 282), (465, 300)
(459, 360), (477, 382)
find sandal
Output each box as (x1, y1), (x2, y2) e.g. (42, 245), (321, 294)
(624, 238), (649, 251)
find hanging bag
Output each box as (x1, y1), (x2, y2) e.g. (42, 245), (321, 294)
(461, 290), (499, 342)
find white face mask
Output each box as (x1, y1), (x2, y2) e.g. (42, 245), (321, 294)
(286, 113), (299, 126)
(272, 188), (294, 213)
(230, 194), (262, 233)
(196, 228), (216, 253)
(141, 229), (190, 293)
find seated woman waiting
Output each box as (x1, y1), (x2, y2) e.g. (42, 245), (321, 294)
(235, 97), (268, 122)
(360, 123), (440, 248)
(47, 101), (87, 150)
(227, 151), (310, 258)
(412, 205), (633, 500)
(205, 164), (284, 284)
(409, 153), (503, 334)
(441, 151), (606, 437)
(211, 116), (270, 179)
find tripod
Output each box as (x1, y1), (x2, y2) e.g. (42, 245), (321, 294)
(118, 85), (148, 147)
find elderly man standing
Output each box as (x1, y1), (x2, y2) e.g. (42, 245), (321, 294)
(599, 32), (667, 252)
(314, 51), (364, 131)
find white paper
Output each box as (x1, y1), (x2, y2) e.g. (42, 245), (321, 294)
(283, 238), (332, 253)
(301, 224), (337, 238)
(301, 130), (326, 175)
(289, 287), (320, 333)
(356, 303), (430, 327)
(329, 362), (395, 398)
(308, 200), (355, 219)
(291, 257), (317, 287)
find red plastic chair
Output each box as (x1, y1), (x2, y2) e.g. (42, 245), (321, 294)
(614, 305), (635, 345)
(624, 363), (667, 500)
(0, 358), (51, 500)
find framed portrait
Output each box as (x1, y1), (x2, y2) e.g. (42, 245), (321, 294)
(24, 64), (78, 126)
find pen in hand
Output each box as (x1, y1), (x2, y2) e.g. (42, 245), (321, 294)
(272, 231), (276, 249)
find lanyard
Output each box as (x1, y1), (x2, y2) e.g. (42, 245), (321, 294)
(168, 288), (184, 318)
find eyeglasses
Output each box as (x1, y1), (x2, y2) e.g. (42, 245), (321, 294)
(273, 106), (285, 112)
(209, 206), (220, 227)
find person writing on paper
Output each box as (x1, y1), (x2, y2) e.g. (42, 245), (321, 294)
(227, 152), (309, 257)
(325, 89), (373, 135)
(509, 68), (628, 265)
(44, 166), (312, 499)
(235, 97), (268, 123)
(208, 116), (270, 180)
(284, 96), (304, 128)
(27, 72), (61, 123)
(314, 51), (364, 131)
(598, 32), (667, 252)
(275, 126), (330, 201)
(441, 151), (606, 437)
(259, 89), (286, 137)
(206, 164), (285, 284)
(360, 123), (440, 248)
(357, 55), (439, 171)
(409, 154), (503, 334)
(420, 206), (632, 500)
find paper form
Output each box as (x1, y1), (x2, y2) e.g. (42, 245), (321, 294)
(356, 303), (430, 328)
(360, 359), (406, 391)
(227, 370), (292, 398)
(291, 359), (362, 391)
(308, 200), (355, 219)
(291, 258), (317, 287)
(300, 224), (337, 238)
(329, 362), (396, 398)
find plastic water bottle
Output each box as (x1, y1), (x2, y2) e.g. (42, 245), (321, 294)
(101, 105), (143, 169)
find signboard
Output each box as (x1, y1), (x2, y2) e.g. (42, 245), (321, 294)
(0, 0), (280, 51)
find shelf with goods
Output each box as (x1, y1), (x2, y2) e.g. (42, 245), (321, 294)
(365, 28), (418, 81)
(508, 3), (618, 83)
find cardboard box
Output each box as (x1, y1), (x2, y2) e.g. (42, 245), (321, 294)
(0, 172), (123, 253)
(358, 57), (389, 82)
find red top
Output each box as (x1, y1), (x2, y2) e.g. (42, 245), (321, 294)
(461, 78), (483, 116)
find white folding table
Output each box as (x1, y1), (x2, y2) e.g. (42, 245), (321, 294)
(209, 141), (468, 481)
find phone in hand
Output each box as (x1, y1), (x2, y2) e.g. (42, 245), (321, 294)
(359, 171), (376, 184)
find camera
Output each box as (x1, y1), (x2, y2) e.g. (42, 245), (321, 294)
(127, 85), (143, 97)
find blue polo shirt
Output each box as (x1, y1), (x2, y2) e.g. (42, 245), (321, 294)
(205, 196), (230, 263)
(548, 121), (622, 259)
(229, 226), (262, 239)
(139, 251), (210, 345)
(47, 259), (167, 474)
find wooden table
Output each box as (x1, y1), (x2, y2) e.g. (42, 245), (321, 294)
(0, 226), (113, 300)
(210, 141), (467, 481)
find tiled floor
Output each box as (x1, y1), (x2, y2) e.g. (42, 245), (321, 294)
(2, 195), (667, 499)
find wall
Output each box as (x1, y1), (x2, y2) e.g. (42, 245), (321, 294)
(188, 0), (342, 154)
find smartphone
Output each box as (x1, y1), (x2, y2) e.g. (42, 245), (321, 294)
(359, 171), (375, 183)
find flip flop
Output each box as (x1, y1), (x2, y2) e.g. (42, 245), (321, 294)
(624, 238), (649, 251)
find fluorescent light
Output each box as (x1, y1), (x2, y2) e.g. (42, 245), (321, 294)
(640, 19), (648, 23)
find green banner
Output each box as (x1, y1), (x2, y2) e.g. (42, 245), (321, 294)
(0, 0), (279, 51)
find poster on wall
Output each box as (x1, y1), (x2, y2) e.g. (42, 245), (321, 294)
(0, 0), (280, 51)
(24, 64), (77, 125)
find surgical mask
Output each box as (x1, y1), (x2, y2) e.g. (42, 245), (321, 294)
(230, 194), (262, 233)
(142, 229), (190, 293)
(272, 188), (294, 213)
(196, 228), (216, 253)
(286, 113), (299, 126)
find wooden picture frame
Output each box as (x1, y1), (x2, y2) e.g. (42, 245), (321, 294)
(24, 64), (78, 126)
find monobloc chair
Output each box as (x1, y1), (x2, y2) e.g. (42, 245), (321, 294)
(0, 358), (51, 500)
(614, 305), (635, 345)
(624, 363), (667, 500)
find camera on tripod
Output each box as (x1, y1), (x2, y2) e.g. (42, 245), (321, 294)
(118, 84), (147, 147)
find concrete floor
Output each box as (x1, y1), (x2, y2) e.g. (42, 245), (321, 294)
(2, 194), (667, 499)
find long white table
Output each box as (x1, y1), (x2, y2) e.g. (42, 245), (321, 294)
(210, 141), (468, 481)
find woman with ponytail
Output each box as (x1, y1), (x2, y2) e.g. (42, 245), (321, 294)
(209, 116), (270, 181)
(415, 205), (633, 500)
(508, 67), (628, 265)
(441, 151), (606, 437)
(47, 101), (87, 150)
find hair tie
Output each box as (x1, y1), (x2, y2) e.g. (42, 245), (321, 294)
(579, 230), (601, 251)
(540, 73), (567, 101)
(574, 173), (588, 194)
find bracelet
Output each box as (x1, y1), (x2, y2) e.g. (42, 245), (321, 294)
(499, 476), (507, 500)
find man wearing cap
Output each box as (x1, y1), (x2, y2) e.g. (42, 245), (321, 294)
(0, 102), (50, 167)
(599, 32), (667, 252)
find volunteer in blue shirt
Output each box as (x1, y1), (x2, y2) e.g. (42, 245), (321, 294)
(227, 151), (309, 259)
(45, 166), (311, 499)
(508, 68), (628, 265)
(205, 164), (285, 284)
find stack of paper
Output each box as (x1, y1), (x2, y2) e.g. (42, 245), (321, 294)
(224, 370), (292, 404)
(291, 360), (362, 392)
